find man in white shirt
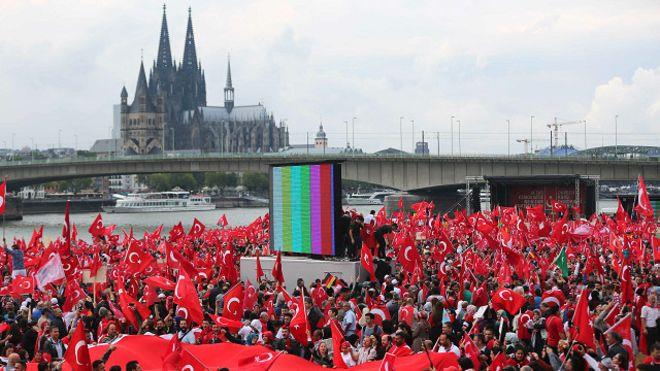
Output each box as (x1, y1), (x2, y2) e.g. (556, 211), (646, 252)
(434, 333), (460, 357)
(177, 319), (197, 344)
(641, 293), (658, 354)
(341, 302), (357, 340)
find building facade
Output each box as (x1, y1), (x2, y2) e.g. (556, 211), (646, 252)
(120, 6), (287, 155)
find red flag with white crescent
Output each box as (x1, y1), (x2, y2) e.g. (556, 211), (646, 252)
(360, 243), (376, 281)
(0, 179), (5, 215)
(222, 283), (244, 322)
(64, 319), (91, 371)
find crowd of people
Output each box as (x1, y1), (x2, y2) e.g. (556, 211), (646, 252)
(0, 176), (657, 371)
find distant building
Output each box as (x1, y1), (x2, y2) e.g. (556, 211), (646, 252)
(279, 124), (362, 155)
(374, 147), (408, 155)
(414, 141), (429, 155)
(90, 139), (120, 157)
(120, 6), (288, 154)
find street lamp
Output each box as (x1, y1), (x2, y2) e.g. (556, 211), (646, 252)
(399, 116), (404, 152)
(344, 120), (349, 148)
(74, 134), (78, 158)
(352, 116), (357, 150)
(450, 116), (455, 155)
(583, 120), (587, 150)
(614, 115), (618, 158)
(457, 119), (461, 155)
(530, 115), (534, 155)
(508, 120), (512, 155)
(30, 137), (34, 160)
(410, 119), (415, 153)
(58, 129), (62, 149)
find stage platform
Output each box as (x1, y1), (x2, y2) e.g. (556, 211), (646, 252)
(240, 256), (368, 289)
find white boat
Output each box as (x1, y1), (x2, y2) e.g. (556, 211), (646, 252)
(345, 190), (396, 205)
(103, 191), (216, 213)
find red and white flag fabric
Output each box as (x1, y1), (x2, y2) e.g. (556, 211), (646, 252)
(378, 352), (396, 371)
(243, 280), (258, 310)
(173, 271), (204, 325)
(604, 313), (633, 370)
(222, 283), (245, 322)
(237, 350), (284, 371)
(255, 251), (265, 281)
(88, 213), (106, 237)
(217, 214), (228, 227)
(635, 175), (655, 219)
(360, 243), (376, 281)
(460, 333), (481, 370)
(188, 218), (206, 238)
(491, 288), (526, 315)
(11, 275), (35, 296)
(35, 253), (66, 291)
(123, 240), (154, 274)
(272, 251), (284, 284)
(64, 319), (92, 371)
(161, 331), (182, 371)
(620, 261), (634, 304)
(0, 179), (6, 215)
(572, 288), (596, 350)
(330, 320), (348, 369)
(143, 276), (176, 291)
(289, 292), (310, 346)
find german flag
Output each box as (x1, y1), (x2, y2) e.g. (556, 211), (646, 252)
(322, 273), (338, 289)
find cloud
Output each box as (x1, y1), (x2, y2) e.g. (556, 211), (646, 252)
(0, 0), (659, 153)
(585, 67), (660, 147)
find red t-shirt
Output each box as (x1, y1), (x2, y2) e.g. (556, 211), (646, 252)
(545, 315), (564, 347)
(391, 344), (412, 357)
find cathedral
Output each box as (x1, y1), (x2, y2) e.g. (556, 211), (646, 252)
(120, 6), (288, 155)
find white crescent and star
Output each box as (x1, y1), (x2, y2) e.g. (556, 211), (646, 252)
(404, 246), (412, 262)
(74, 340), (86, 365)
(255, 353), (274, 363)
(227, 297), (241, 315)
(499, 290), (513, 301)
(177, 307), (189, 319)
(174, 275), (185, 299)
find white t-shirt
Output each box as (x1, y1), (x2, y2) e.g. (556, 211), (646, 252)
(438, 344), (461, 357)
(641, 305), (659, 328)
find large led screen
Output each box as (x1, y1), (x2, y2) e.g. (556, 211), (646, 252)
(270, 162), (342, 256)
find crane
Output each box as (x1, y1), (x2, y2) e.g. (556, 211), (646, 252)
(546, 117), (583, 153)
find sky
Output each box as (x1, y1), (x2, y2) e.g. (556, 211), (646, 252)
(1, 0), (660, 154)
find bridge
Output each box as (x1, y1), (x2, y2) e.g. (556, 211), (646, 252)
(0, 153), (658, 191)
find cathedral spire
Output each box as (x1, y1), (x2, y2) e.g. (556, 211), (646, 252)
(130, 61), (155, 113)
(225, 54), (233, 89)
(224, 55), (235, 112)
(156, 3), (173, 72)
(181, 6), (198, 70)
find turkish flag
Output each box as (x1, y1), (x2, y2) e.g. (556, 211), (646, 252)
(255, 251), (265, 281)
(11, 275), (35, 296)
(62, 279), (88, 312)
(398, 304), (414, 327)
(88, 213), (106, 237)
(330, 320), (348, 369)
(289, 294), (310, 346)
(210, 314), (244, 332)
(620, 261), (634, 304)
(571, 288), (596, 350)
(162, 332), (182, 371)
(222, 283), (244, 321)
(398, 197), (404, 210)
(217, 214), (228, 227)
(604, 313), (633, 368)
(143, 276), (176, 291)
(551, 200), (568, 214)
(244, 280), (258, 310)
(177, 347), (207, 370)
(491, 288), (526, 315)
(360, 243), (375, 281)
(168, 222), (185, 242)
(173, 271), (204, 325)
(117, 279), (150, 330)
(369, 303), (391, 326)
(237, 350), (284, 371)
(272, 251), (284, 284)
(378, 352), (396, 371)
(396, 234), (419, 273)
(123, 239), (154, 274)
(64, 320), (92, 371)
(635, 175), (655, 219)
(188, 218), (206, 238)
(460, 333), (481, 370)
(0, 180), (5, 215)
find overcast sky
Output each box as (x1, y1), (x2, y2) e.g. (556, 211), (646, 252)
(1, 0), (660, 154)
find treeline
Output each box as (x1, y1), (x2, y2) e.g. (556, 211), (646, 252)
(138, 172), (268, 193)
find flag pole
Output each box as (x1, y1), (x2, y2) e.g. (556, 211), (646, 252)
(2, 178), (6, 243)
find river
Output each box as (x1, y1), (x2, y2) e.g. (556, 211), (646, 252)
(1, 201), (617, 242)
(0, 206), (377, 242)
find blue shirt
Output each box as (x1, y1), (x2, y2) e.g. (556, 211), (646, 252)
(6, 247), (25, 270)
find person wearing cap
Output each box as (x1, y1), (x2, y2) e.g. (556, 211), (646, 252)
(339, 340), (358, 367)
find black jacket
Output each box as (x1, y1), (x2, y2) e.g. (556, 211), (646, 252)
(42, 338), (67, 361)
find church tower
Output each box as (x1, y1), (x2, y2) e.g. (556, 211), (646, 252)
(314, 124), (328, 149)
(224, 56), (235, 112)
(121, 61), (164, 155)
(177, 7), (206, 112)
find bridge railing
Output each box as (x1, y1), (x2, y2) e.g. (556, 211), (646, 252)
(0, 150), (657, 167)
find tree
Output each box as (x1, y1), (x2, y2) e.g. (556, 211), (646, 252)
(242, 172), (268, 192)
(204, 172), (238, 188)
